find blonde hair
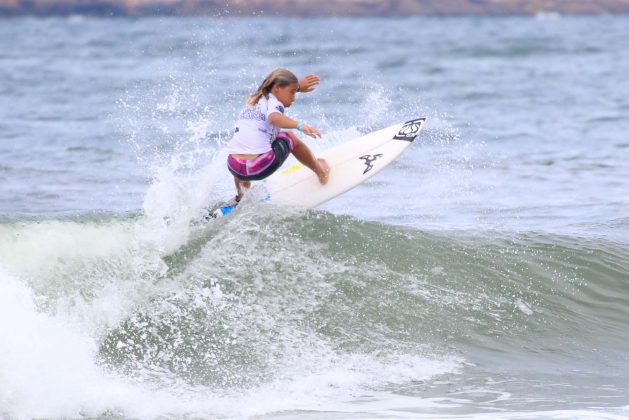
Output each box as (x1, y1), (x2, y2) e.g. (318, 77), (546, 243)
(247, 68), (298, 107)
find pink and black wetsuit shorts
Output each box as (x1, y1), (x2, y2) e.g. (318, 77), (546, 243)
(227, 132), (296, 181)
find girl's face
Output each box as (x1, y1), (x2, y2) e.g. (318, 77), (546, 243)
(272, 82), (298, 108)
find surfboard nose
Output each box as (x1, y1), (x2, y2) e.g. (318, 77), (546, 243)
(393, 117), (427, 142)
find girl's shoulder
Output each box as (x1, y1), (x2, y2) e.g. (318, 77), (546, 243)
(266, 93), (284, 109)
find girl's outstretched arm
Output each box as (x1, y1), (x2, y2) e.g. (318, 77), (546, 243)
(268, 113), (321, 139)
(298, 74), (320, 93)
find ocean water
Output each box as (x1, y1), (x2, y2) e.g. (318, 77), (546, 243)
(1, 15), (629, 420)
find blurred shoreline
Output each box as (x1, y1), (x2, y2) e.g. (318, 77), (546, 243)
(2, 0), (629, 17)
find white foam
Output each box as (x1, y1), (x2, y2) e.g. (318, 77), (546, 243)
(0, 263), (462, 419)
(0, 220), (170, 333)
(232, 351), (462, 417)
(516, 298), (534, 315)
(0, 220), (135, 285)
(0, 266), (113, 418)
(0, 266), (210, 419)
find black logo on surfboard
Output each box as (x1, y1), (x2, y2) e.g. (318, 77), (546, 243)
(359, 154), (383, 174)
(393, 118), (426, 141)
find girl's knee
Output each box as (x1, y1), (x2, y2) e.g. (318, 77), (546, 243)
(286, 131), (303, 145)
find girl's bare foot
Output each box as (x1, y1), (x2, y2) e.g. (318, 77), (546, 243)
(316, 158), (330, 185)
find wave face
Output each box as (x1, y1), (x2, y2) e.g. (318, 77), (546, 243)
(1, 211), (628, 418)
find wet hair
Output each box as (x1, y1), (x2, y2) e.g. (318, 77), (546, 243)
(247, 68), (298, 107)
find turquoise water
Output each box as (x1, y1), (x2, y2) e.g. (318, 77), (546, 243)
(1, 15), (628, 419)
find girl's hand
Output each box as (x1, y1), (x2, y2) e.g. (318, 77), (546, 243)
(298, 74), (320, 93)
(301, 124), (321, 139)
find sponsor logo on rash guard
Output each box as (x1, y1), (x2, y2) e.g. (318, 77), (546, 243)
(239, 107), (266, 121)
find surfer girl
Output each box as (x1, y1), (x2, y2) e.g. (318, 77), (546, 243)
(226, 68), (329, 203)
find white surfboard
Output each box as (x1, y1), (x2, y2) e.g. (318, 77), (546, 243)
(210, 117), (426, 217)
